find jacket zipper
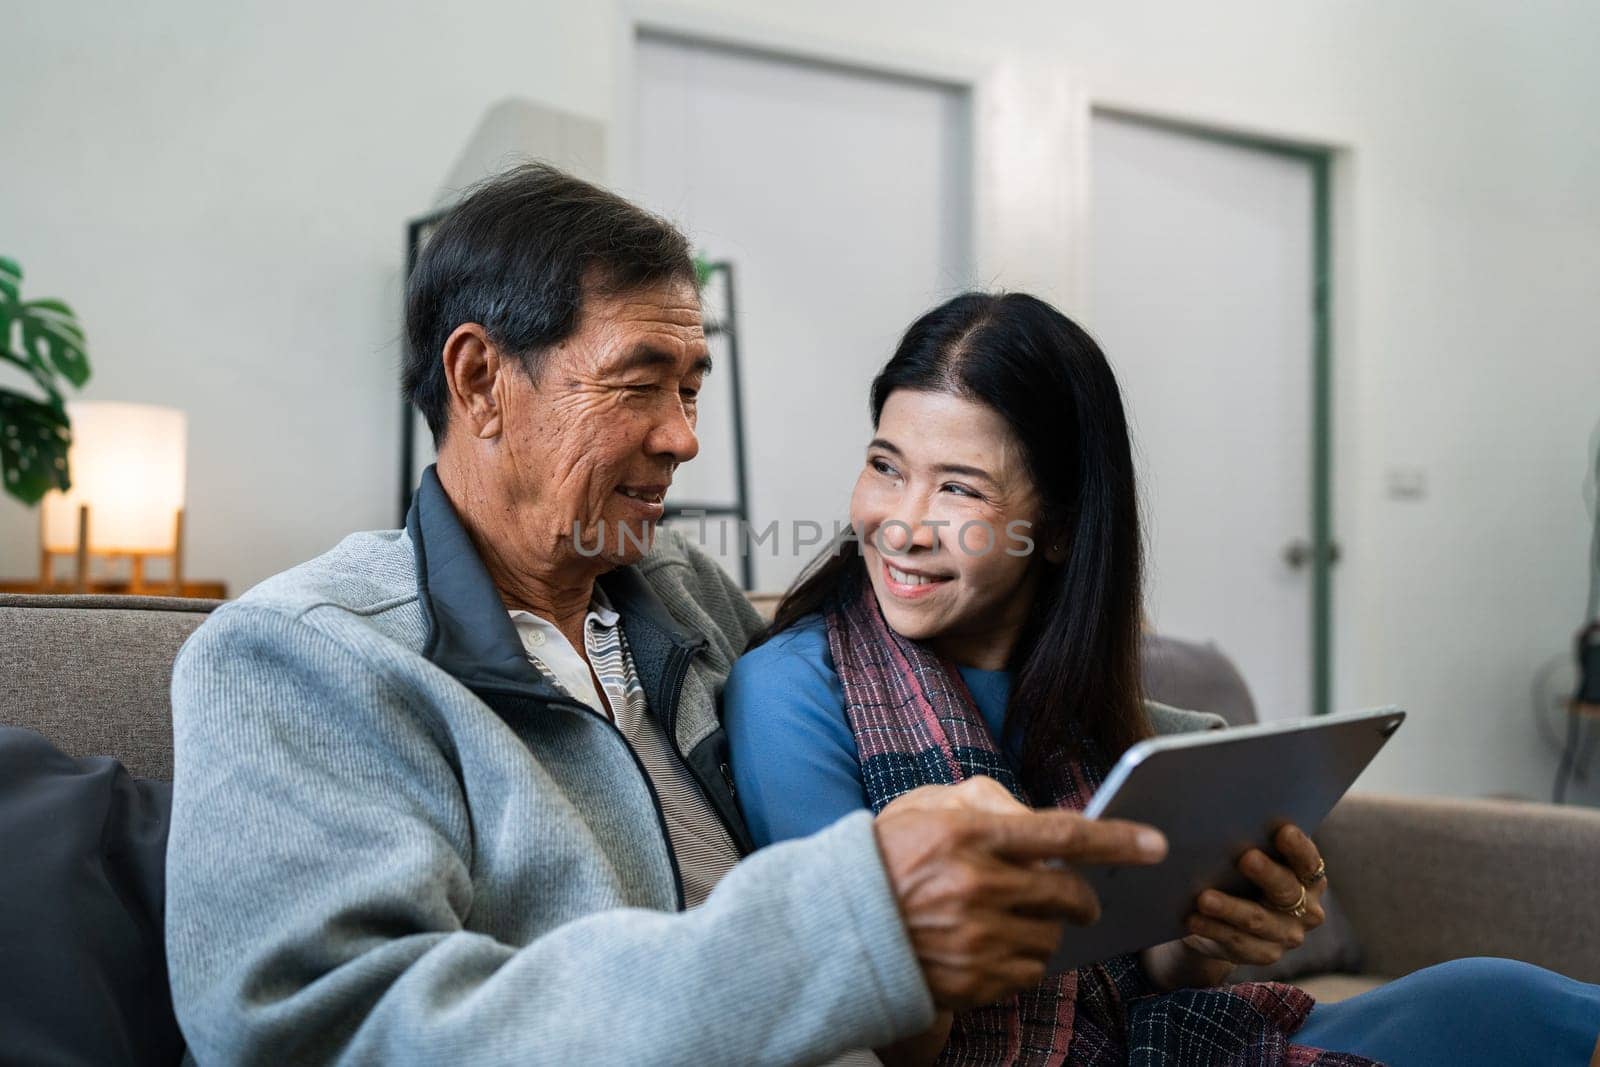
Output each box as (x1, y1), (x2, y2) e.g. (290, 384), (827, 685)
(476, 682), (687, 911)
(656, 643), (748, 851)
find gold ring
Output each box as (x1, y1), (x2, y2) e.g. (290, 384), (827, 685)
(1301, 860), (1327, 888)
(1275, 884), (1311, 919)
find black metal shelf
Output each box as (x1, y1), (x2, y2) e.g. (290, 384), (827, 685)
(664, 260), (753, 590)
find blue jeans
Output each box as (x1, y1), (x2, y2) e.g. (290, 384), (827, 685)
(1293, 957), (1600, 1066)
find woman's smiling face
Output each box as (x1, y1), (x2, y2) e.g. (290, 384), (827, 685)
(850, 388), (1054, 669)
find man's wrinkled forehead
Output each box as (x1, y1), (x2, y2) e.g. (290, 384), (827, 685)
(575, 278), (709, 372)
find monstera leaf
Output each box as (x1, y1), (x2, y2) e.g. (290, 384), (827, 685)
(0, 257), (19, 304)
(0, 391), (71, 505)
(18, 299), (90, 393)
(0, 258), (19, 365)
(0, 257), (91, 505)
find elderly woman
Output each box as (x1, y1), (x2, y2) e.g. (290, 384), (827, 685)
(724, 292), (1600, 1066)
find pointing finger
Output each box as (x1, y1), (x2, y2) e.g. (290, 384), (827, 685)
(969, 810), (1167, 866)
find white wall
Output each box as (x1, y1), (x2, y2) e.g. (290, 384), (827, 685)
(4, 0), (1597, 804)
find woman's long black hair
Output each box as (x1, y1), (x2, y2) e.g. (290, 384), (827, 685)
(763, 291), (1150, 799)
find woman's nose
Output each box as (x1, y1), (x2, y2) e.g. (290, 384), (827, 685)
(879, 518), (914, 553)
(880, 498), (940, 554)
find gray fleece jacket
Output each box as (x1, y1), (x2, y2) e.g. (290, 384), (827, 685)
(164, 469), (935, 1065)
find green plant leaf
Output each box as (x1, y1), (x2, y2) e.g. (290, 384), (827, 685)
(0, 263), (92, 505)
(0, 258), (20, 305)
(0, 348), (41, 382)
(0, 259), (19, 346)
(19, 298), (90, 388)
(0, 389), (72, 506)
(2, 342), (65, 401)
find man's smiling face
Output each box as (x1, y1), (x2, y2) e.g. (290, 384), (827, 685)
(496, 275), (708, 570)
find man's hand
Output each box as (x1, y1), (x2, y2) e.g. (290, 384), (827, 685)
(872, 777), (1168, 1012)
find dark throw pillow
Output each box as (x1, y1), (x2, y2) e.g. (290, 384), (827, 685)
(0, 726), (184, 1066)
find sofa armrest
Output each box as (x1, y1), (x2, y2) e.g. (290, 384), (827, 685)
(1317, 792), (1600, 982)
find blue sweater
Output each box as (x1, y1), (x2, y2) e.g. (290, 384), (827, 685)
(725, 618), (1018, 848)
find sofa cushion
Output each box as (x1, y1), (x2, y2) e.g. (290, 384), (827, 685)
(1140, 632), (1259, 728)
(1317, 792), (1600, 983)
(0, 594), (218, 779)
(0, 726), (183, 1065)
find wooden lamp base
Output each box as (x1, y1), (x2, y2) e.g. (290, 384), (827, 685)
(17, 504), (223, 598)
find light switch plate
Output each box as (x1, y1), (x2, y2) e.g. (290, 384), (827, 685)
(1386, 466), (1428, 500)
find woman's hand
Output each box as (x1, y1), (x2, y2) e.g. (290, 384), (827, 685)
(1139, 938), (1237, 991)
(1179, 823), (1329, 971)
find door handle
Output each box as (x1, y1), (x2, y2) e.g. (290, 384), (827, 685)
(1283, 539), (1342, 569)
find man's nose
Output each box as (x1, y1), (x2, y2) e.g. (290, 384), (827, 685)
(647, 402), (700, 465)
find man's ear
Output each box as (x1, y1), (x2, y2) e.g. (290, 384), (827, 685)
(441, 323), (506, 439)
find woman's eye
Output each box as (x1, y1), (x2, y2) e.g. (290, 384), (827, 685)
(942, 482), (981, 499)
(870, 458), (898, 477)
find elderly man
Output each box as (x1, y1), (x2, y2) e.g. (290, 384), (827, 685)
(164, 164), (1167, 1064)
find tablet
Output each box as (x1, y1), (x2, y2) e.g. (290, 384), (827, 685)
(1048, 705), (1404, 973)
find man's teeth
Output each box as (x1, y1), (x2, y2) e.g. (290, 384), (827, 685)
(617, 487), (663, 504)
(888, 565), (940, 586)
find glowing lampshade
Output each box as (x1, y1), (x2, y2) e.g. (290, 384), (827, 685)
(41, 403), (187, 554)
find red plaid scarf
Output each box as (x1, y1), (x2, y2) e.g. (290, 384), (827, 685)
(825, 586), (1378, 1067)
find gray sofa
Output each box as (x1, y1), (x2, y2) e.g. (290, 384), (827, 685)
(5, 592), (1600, 1010)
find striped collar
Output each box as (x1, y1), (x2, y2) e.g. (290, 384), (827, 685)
(508, 589), (623, 717)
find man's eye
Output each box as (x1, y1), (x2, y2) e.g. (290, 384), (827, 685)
(942, 482), (981, 499)
(870, 458), (898, 477)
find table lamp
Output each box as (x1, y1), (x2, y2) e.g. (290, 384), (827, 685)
(38, 402), (188, 593)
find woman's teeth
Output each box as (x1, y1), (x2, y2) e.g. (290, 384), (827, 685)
(888, 564), (941, 586)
